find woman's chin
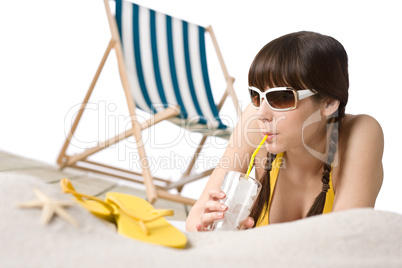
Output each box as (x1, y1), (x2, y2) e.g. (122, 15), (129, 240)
(264, 143), (283, 154)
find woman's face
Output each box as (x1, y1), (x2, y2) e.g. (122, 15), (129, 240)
(256, 90), (326, 154)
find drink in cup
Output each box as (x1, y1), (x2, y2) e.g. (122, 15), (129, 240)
(212, 135), (267, 231)
(212, 171), (262, 231)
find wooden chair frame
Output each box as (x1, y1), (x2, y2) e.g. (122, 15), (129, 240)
(57, 0), (241, 205)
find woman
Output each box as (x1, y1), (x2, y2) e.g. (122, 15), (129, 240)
(186, 31), (383, 232)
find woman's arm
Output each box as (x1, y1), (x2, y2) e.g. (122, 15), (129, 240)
(332, 114), (384, 211)
(186, 104), (262, 231)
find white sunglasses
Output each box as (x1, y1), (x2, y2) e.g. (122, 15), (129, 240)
(248, 86), (317, 111)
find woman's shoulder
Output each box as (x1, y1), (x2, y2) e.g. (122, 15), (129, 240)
(343, 113), (381, 125)
(342, 114), (383, 136)
(340, 114), (384, 153)
(333, 114), (384, 207)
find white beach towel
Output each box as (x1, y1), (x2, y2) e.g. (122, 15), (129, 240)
(1, 172), (401, 267)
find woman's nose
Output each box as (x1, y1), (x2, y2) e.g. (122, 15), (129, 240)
(257, 98), (274, 121)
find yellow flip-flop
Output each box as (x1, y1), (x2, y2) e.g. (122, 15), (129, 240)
(60, 178), (187, 249)
(105, 192), (187, 249)
(60, 178), (115, 223)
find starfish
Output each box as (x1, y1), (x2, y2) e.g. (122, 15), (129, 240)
(18, 187), (79, 227)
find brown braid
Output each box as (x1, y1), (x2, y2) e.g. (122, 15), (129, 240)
(249, 153), (277, 226)
(306, 114), (341, 217)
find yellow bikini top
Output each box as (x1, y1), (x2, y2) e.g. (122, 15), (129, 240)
(256, 152), (335, 226)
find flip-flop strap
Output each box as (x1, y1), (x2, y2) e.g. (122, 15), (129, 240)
(107, 197), (173, 236)
(118, 207), (173, 222)
(147, 209), (174, 221)
(121, 208), (174, 236)
(60, 179), (115, 214)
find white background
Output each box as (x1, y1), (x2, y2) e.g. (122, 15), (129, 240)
(0, 0), (401, 214)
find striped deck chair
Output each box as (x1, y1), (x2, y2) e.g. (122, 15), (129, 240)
(57, 0), (241, 205)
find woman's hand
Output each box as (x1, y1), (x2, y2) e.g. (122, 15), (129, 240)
(196, 189), (228, 231)
(195, 189), (256, 231)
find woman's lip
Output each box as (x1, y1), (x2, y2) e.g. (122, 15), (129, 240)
(262, 132), (278, 141)
(262, 132), (277, 136)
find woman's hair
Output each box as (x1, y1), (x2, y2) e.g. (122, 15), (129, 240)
(248, 31), (349, 225)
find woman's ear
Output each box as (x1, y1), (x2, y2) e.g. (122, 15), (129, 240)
(322, 99), (340, 117)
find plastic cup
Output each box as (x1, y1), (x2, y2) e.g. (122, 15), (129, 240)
(212, 171), (262, 231)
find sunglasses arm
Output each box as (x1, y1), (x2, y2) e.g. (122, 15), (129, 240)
(297, 89), (316, 100)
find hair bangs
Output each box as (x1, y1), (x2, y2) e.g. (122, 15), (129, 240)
(248, 35), (311, 92)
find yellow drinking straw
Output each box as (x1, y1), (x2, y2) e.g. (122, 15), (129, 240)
(246, 135), (268, 176)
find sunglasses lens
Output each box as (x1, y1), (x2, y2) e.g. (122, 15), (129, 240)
(249, 88), (260, 107)
(266, 90), (296, 109)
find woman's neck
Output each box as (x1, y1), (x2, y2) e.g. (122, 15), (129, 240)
(283, 148), (324, 176)
(284, 125), (329, 177)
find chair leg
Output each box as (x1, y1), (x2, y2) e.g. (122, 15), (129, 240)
(111, 35), (161, 204)
(130, 119), (158, 204)
(57, 39), (115, 167)
(217, 91), (228, 112)
(206, 26), (241, 117)
(125, 106), (181, 204)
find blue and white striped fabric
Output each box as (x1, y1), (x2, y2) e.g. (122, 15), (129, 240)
(115, 0), (227, 130)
